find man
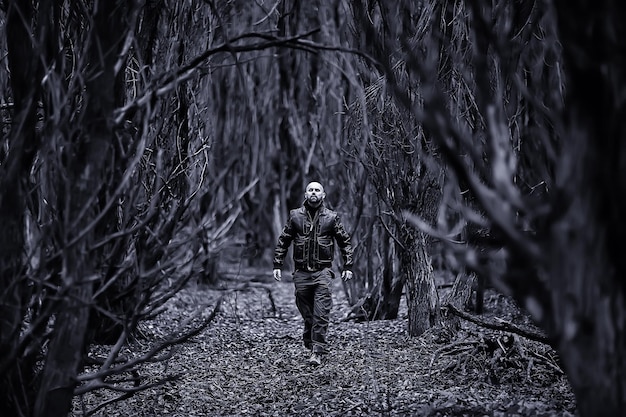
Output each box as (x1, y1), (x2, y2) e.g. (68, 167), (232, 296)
(273, 181), (354, 366)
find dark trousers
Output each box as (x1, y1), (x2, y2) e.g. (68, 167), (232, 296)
(292, 268), (333, 354)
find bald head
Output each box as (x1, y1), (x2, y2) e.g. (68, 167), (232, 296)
(306, 182), (324, 193)
(304, 182), (325, 207)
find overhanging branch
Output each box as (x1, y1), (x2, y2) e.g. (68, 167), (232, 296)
(114, 31), (376, 125)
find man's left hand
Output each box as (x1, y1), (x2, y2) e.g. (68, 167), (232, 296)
(341, 270), (353, 281)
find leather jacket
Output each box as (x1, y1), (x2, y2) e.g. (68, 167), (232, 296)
(273, 203), (353, 272)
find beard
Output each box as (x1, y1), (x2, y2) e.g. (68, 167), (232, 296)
(306, 196), (322, 207)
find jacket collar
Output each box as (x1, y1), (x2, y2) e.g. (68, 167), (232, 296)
(298, 203), (327, 216)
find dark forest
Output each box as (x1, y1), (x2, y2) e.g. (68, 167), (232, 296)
(1, 1), (625, 416)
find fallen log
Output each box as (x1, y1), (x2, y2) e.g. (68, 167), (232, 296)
(444, 303), (550, 344)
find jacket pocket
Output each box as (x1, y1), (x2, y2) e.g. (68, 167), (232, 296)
(293, 237), (306, 263)
(317, 237), (333, 262)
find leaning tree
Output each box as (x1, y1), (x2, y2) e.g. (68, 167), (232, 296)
(344, 75), (443, 334)
(353, 0), (626, 415)
(0, 0), (333, 415)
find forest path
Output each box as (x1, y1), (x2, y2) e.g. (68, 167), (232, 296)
(75, 269), (576, 417)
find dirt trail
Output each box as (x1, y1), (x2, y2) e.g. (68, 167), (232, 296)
(74, 274), (576, 417)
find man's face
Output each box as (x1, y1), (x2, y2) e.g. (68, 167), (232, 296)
(305, 182), (325, 205)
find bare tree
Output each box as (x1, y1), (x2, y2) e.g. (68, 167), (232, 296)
(0, 1), (46, 414)
(1, 1), (232, 415)
(353, 0), (626, 415)
(1, 1), (379, 415)
(546, 2), (626, 415)
(342, 0), (443, 335)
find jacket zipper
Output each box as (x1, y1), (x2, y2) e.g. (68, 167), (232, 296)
(306, 209), (320, 271)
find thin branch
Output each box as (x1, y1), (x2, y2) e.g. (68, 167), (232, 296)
(114, 32), (376, 125)
(81, 375), (179, 417)
(377, 214), (406, 250)
(76, 297), (223, 388)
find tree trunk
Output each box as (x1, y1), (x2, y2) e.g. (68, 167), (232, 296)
(442, 272), (476, 331)
(0, 1), (45, 414)
(549, 222), (626, 417)
(356, 234), (404, 320)
(276, 0), (299, 206)
(403, 230), (440, 336)
(33, 1), (127, 415)
(88, 0), (164, 345)
(541, 3), (626, 415)
(34, 279), (93, 417)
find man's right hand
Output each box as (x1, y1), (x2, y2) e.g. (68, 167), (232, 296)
(272, 269), (282, 281)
